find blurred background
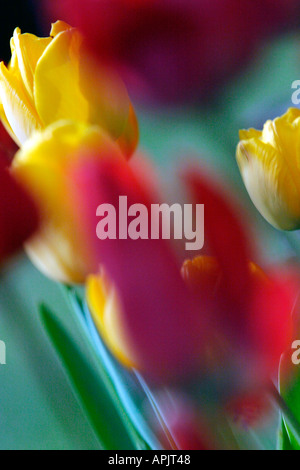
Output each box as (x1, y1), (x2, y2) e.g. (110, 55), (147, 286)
(0, 0), (299, 449)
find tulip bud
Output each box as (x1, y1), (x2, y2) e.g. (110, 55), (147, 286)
(0, 21), (138, 157)
(236, 108), (300, 230)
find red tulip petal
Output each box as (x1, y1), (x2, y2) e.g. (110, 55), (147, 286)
(67, 156), (208, 382)
(183, 168), (252, 310)
(250, 273), (295, 374)
(0, 162), (39, 261)
(0, 121), (18, 165)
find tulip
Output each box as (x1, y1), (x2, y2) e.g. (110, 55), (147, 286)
(48, 0), (299, 103)
(182, 254), (294, 384)
(236, 108), (300, 231)
(64, 155), (294, 385)
(0, 20), (138, 157)
(0, 156), (39, 262)
(184, 170), (294, 377)
(12, 119), (124, 283)
(69, 157), (207, 381)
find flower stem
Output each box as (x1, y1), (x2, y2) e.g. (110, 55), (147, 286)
(269, 381), (300, 443)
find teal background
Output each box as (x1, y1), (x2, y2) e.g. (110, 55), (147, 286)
(0, 33), (300, 449)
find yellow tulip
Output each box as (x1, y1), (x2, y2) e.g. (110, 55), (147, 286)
(236, 108), (300, 230)
(86, 272), (137, 369)
(12, 119), (124, 283)
(0, 20), (138, 157)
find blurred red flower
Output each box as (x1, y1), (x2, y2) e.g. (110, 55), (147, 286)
(68, 156), (206, 381)
(184, 170), (294, 379)
(65, 154), (295, 388)
(0, 122), (18, 166)
(0, 156), (39, 262)
(47, 0), (299, 103)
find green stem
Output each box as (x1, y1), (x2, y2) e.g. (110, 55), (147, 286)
(269, 381), (300, 443)
(134, 372), (178, 450)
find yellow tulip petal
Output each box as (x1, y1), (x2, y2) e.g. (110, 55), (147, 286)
(13, 154), (87, 283)
(11, 28), (51, 99)
(18, 161), (89, 283)
(282, 107), (300, 124)
(34, 28), (90, 126)
(0, 102), (18, 144)
(14, 119), (122, 168)
(34, 26), (130, 140)
(50, 20), (73, 37)
(237, 137), (300, 230)
(0, 61), (42, 144)
(239, 128), (261, 141)
(87, 274), (137, 368)
(20, 166), (88, 284)
(8, 36), (24, 83)
(79, 55), (130, 140)
(0, 22), (136, 151)
(237, 108), (300, 231)
(13, 120), (123, 283)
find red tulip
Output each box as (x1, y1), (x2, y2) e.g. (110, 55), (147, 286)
(67, 156), (208, 381)
(65, 155), (295, 386)
(184, 169), (294, 378)
(47, 0), (299, 103)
